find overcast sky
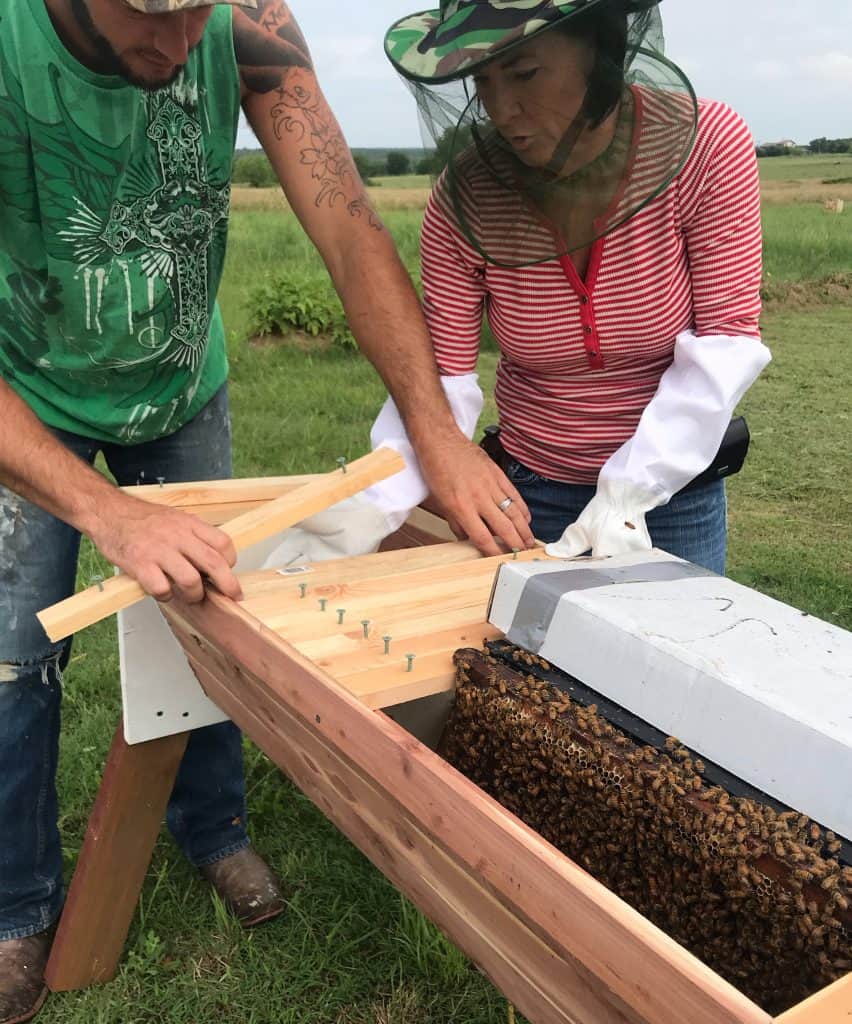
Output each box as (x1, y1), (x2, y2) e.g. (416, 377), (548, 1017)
(238, 1), (851, 150)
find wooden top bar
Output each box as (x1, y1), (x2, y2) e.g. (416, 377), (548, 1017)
(240, 544), (545, 710)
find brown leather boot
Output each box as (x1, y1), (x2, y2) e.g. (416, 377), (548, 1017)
(199, 847), (286, 927)
(0, 928), (53, 1024)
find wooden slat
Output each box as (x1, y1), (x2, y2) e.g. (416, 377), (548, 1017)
(379, 506), (458, 547)
(237, 539), (484, 603)
(219, 449), (404, 550)
(120, 475), (319, 525)
(774, 974), (852, 1023)
(178, 500), (270, 525)
(163, 593), (772, 1024)
(308, 622), (502, 676)
(258, 570), (495, 636)
(36, 449), (405, 643)
(45, 725), (188, 991)
(247, 548), (542, 627)
(120, 474), (318, 508)
(284, 624), (495, 711)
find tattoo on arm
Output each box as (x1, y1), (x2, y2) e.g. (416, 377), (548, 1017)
(235, 0), (381, 229)
(233, 0), (312, 93)
(269, 83), (380, 226)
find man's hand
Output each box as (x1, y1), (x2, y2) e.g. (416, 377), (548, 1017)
(417, 435), (534, 557)
(87, 494), (243, 605)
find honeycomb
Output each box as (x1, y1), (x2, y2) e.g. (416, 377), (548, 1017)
(440, 646), (852, 1014)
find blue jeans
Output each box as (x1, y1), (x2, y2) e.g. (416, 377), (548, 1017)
(505, 457), (728, 574)
(0, 385), (249, 940)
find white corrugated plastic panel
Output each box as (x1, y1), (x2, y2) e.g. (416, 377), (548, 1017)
(118, 534), (289, 745)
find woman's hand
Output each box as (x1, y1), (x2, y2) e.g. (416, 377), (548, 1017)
(416, 435), (535, 556)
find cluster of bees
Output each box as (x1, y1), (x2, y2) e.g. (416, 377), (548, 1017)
(440, 645), (852, 1014)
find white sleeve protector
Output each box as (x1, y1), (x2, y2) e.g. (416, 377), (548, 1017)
(545, 331), (772, 559)
(262, 373), (484, 568)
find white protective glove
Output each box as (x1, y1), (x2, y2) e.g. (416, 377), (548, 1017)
(545, 330), (771, 559)
(262, 374), (484, 568)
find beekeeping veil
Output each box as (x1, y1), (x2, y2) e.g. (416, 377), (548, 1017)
(384, 0), (697, 268)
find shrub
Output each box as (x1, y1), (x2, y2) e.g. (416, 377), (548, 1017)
(232, 152), (277, 187)
(245, 274), (357, 350)
(386, 151), (411, 176)
(353, 153), (378, 186)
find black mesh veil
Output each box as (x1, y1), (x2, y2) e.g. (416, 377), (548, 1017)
(403, 2), (697, 268)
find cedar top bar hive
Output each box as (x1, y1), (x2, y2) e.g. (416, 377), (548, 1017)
(153, 512), (852, 1024)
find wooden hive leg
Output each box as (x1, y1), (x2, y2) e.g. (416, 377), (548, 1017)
(45, 722), (189, 991)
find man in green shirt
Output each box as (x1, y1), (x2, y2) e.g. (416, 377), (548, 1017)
(0, 1), (536, 1019)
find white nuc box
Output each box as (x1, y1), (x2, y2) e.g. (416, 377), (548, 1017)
(487, 549), (852, 842)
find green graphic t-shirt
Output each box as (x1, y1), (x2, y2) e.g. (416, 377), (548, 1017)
(0, 2), (240, 443)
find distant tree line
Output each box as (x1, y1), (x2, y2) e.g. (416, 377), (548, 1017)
(756, 137), (852, 158)
(231, 150), (437, 188)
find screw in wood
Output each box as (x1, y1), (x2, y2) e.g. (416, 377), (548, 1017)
(361, 619), (370, 638)
(299, 583), (308, 598)
(336, 457), (347, 474)
(157, 476), (165, 488)
(337, 609), (346, 625)
(405, 653), (416, 673)
(91, 575), (105, 593)
(319, 598), (327, 611)
(382, 635), (392, 655)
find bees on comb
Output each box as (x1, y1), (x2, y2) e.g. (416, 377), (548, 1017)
(440, 646), (852, 1015)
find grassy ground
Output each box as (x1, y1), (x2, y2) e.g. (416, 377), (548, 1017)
(42, 157), (852, 1022)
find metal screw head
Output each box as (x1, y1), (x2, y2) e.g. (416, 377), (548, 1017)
(157, 476), (165, 489)
(512, 548), (520, 560)
(91, 574), (105, 593)
(382, 635), (392, 655)
(405, 653), (416, 672)
(336, 457), (348, 474)
(337, 609), (346, 625)
(319, 598), (327, 611)
(361, 619), (370, 638)
(299, 583), (308, 598)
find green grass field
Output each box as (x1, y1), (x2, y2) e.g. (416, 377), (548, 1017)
(40, 156), (852, 1023)
(756, 152), (852, 182)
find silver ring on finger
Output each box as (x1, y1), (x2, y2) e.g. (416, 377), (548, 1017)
(497, 496), (514, 513)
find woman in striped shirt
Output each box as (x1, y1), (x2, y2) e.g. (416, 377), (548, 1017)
(380, 0), (771, 573)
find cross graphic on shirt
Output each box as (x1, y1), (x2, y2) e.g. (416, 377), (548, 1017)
(99, 91), (230, 369)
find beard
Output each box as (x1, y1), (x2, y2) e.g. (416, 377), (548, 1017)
(69, 0), (185, 91)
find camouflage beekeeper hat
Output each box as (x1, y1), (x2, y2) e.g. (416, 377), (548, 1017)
(124, 0), (257, 12)
(386, 0), (621, 84)
(383, 0), (698, 268)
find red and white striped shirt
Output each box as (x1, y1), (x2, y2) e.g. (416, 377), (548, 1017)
(421, 98), (763, 484)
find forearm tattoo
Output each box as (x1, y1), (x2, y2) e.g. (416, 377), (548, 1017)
(233, 0), (312, 92)
(234, 1), (381, 227)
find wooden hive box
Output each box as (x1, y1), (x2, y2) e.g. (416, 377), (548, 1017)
(149, 509), (851, 1024)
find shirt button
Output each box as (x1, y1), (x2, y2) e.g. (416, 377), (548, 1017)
(580, 296), (590, 305)
(584, 325), (593, 334)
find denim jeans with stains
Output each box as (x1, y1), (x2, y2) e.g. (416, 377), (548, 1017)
(0, 385), (249, 940)
(504, 457), (728, 575)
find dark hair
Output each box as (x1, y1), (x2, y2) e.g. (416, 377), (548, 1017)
(556, 0), (632, 127)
